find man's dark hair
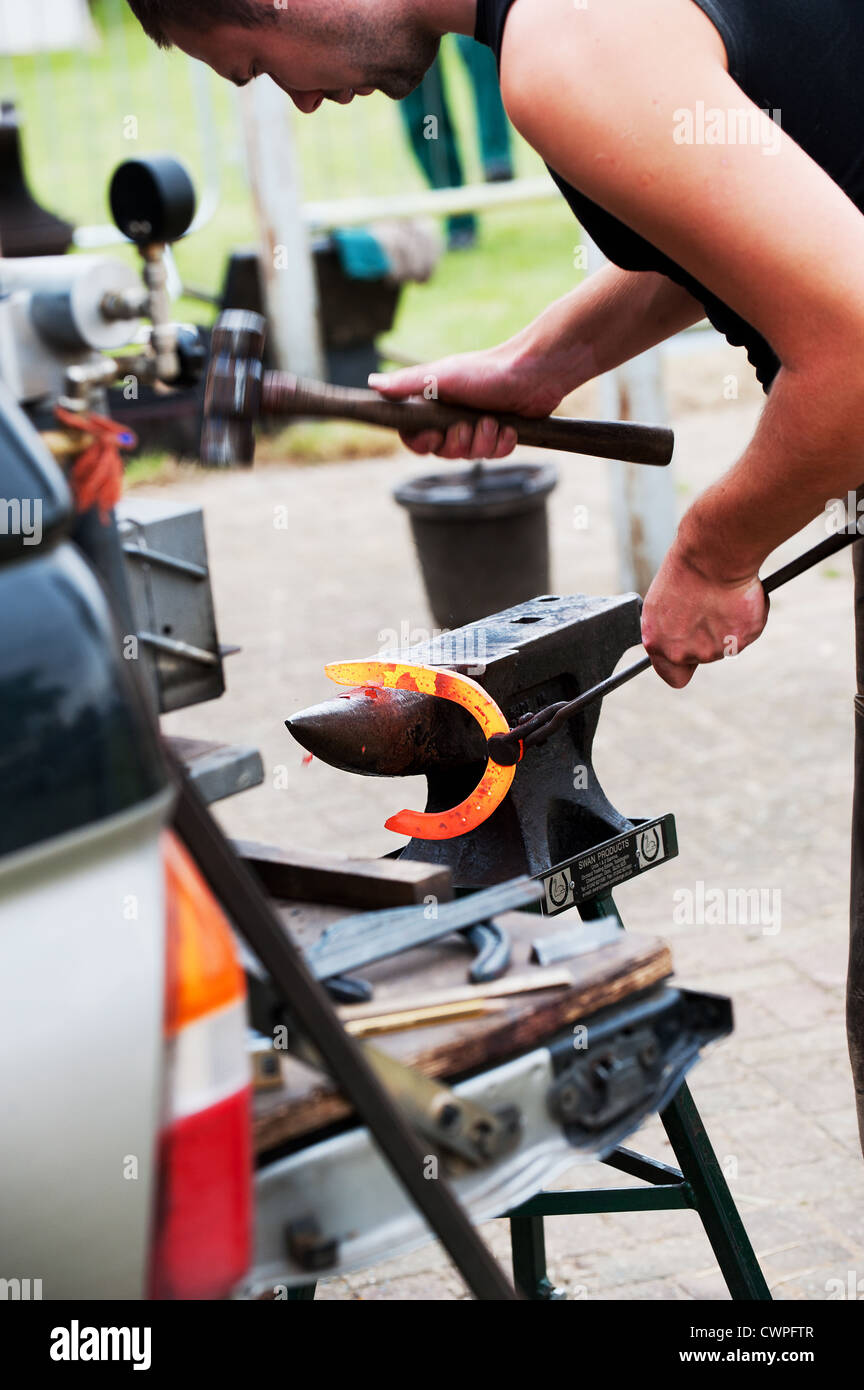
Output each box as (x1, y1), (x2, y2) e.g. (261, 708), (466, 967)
(126, 0), (279, 49)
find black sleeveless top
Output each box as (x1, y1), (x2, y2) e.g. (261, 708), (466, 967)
(475, 0), (864, 392)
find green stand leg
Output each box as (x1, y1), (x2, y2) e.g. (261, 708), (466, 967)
(504, 889), (770, 1301)
(510, 1215), (566, 1300)
(507, 1104), (770, 1301)
(284, 1283), (317, 1300)
(660, 1082), (770, 1300)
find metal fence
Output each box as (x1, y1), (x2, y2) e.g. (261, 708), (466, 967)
(0, 0), (234, 246)
(0, 0), (557, 247)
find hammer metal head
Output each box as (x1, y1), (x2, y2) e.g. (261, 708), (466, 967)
(200, 309), (267, 467)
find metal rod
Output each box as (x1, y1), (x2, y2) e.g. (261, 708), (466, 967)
(168, 751), (518, 1300)
(489, 527), (863, 762)
(761, 527), (859, 593)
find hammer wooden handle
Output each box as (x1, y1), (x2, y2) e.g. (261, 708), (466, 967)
(261, 374), (674, 467)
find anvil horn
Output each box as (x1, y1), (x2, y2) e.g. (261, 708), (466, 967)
(286, 686), (487, 776)
(322, 660), (516, 840)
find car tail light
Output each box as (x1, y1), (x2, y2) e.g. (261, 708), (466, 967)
(148, 832), (252, 1300)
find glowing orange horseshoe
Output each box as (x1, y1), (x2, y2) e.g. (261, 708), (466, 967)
(324, 659), (517, 840)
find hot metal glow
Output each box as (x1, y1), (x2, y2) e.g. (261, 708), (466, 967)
(324, 659), (516, 840)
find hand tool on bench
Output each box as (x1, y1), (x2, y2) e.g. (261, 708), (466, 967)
(200, 309), (674, 467)
(530, 917), (621, 966)
(320, 527), (864, 840)
(326, 911), (512, 1002)
(305, 874), (542, 999)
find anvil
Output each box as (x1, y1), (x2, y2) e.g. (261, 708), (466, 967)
(288, 592), (646, 887)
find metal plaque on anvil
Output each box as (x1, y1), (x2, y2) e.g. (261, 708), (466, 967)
(540, 814), (679, 916)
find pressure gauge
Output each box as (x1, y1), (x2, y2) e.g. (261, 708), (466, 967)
(109, 155), (196, 246)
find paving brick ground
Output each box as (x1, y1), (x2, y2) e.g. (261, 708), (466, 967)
(149, 342), (864, 1300)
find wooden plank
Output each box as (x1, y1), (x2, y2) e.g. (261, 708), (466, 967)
(346, 998), (507, 1036)
(166, 737), (264, 803)
(339, 969), (575, 1019)
(233, 839), (453, 910)
(252, 904), (672, 1153)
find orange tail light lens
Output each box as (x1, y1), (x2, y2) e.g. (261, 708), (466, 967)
(162, 833), (246, 1035)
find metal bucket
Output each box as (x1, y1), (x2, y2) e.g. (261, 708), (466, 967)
(393, 460), (559, 628)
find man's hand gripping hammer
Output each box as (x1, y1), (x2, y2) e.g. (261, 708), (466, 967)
(200, 310), (675, 468)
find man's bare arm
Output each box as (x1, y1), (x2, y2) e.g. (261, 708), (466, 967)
(509, 265), (705, 388)
(501, 0), (864, 681)
(370, 264), (704, 457)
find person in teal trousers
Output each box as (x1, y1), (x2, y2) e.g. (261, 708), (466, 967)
(398, 35), (513, 251)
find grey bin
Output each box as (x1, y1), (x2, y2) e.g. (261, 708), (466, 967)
(393, 460), (559, 629)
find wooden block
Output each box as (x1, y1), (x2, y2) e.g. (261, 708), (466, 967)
(233, 838), (453, 910)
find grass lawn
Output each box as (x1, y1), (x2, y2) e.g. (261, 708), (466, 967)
(4, 0), (583, 466)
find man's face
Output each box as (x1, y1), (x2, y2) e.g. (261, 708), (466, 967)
(167, 3), (440, 112)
